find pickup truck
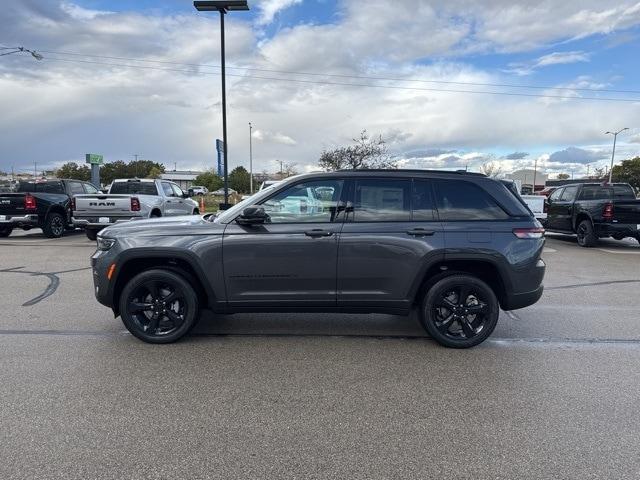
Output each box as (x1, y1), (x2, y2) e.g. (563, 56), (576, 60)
(545, 182), (640, 247)
(72, 178), (199, 240)
(0, 179), (99, 238)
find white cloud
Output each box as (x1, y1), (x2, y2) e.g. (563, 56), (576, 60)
(629, 133), (640, 144)
(252, 129), (297, 146)
(256, 0), (303, 26)
(535, 51), (590, 67)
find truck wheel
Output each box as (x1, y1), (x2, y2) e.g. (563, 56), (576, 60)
(576, 219), (597, 247)
(85, 229), (98, 241)
(119, 269), (199, 344)
(0, 226), (12, 238)
(42, 213), (65, 238)
(421, 274), (499, 348)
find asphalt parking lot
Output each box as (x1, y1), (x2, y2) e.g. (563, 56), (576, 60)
(1, 229), (640, 479)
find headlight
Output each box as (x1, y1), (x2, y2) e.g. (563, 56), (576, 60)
(96, 236), (116, 251)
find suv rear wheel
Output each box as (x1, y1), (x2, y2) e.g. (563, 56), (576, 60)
(421, 274), (499, 348)
(119, 269), (199, 344)
(0, 226), (12, 238)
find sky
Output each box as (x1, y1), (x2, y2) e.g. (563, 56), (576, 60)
(1, 0), (640, 178)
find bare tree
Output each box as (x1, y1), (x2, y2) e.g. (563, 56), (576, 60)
(480, 161), (503, 178)
(318, 130), (397, 171)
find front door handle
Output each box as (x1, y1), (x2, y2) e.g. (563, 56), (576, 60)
(305, 229), (334, 238)
(407, 228), (436, 236)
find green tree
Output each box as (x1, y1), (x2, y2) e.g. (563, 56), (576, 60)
(127, 160), (165, 179)
(147, 166), (163, 179)
(100, 160), (129, 185)
(56, 162), (91, 181)
(229, 166), (251, 193)
(557, 173), (570, 180)
(193, 170), (223, 192)
(318, 130), (397, 171)
(611, 157), (640, 189)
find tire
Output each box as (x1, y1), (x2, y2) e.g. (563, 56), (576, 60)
(0, 226), (12, 238)
(576, 219), (597, 247)
(150, 211), (161, 218)
(119, 269), (199, 344)
(42, 212), (65, 238)
(85, 229), (98, 241)
(420, 274), (499, 349)
(192, 209), (200, 215)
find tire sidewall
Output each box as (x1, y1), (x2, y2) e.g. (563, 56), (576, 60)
(44, 213), (65, 238)
(577, 219), (596, 247)
(421, 274), (499, 348)
(119, 269), (199, 344)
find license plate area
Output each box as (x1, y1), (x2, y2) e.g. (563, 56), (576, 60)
(98, 217), (110, 223)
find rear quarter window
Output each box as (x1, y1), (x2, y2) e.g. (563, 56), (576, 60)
(434, 180), (509, 221)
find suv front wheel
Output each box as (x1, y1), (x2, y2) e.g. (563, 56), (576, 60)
(421, 274), (499, 348)
(119, 269), (199, 343)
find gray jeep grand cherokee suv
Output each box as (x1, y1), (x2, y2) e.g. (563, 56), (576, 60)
(91, 170), (545, 348)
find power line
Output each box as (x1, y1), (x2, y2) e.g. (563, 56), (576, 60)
(36, 48), (640, 95)
(37, 56), (640, 103)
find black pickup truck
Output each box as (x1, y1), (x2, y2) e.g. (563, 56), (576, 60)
(545, 182), (640, 247)
(0, 179), (100, 238)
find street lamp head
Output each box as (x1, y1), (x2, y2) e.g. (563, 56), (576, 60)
(30, 51), (43, 61)
(194, 1), (249, 12)
(605, 131), (612, 135)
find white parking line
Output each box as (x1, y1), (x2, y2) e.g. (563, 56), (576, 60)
(543, 247), (557, 253)
(597, 249), (640, 255)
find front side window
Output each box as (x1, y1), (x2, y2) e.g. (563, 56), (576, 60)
(548, 188), (563, 201)
(560, 186), (578, 202)
(435, 180), (509, 221)
(353, 179), (411, 222)
(161, 182), (176, 197)
(69, 182), (85, 195)
(171, 184), (185, 197)
(260, 180), (344, 223)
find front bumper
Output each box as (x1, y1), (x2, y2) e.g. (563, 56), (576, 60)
(0, 214), (39, 228)
(73, 216), (143, 229)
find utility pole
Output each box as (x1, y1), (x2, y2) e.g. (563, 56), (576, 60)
(34, 161), (37, 178)
(605, 128), (629, 183)
(276, 159), (284, 178)
(532, 158), (538, 193)
(249, 122), (253, 194)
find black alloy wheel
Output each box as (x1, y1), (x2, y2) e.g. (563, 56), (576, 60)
(421, 274), (499, 348)
(119, 269), (199, 344)
(43, 213), (65, 238)
(576, 219), (597, 247)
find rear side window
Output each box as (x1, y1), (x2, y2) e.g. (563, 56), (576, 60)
(353, 179), (411, 222)
(434, 180), (509, 221)
(613, 185), (635, 199)
(578, 186), (610, 201)
(110, 182), (158, 195)
(412, 180), (435, 221)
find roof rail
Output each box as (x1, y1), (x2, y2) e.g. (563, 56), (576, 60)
(335, 168), (486, 176)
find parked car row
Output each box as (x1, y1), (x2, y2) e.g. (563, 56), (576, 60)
(0, 178), (199, 239)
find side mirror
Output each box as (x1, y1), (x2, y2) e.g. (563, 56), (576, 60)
(236, 205), (268, 225)
(182, 192), (190, 198)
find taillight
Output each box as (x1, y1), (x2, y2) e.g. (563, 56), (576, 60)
(71, 197), (76, 211)
(513, 227), (545, 239)
(602, 203), (614, 220)
(131, 197), (141, 212)
(25, 194), (37, 210)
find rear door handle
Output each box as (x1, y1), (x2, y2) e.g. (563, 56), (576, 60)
(305, 229), (333, 238)
(407, 228), (436, 236)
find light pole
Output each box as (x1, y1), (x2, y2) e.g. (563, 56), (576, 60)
(194, 1), (250, 209)
(249, 122), (253, 193)
(605, 128), (628, 183)
(532, 157), (538, 193)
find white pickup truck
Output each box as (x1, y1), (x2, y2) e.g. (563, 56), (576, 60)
(72, 178), (199, 240)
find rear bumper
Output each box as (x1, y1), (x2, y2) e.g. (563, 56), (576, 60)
(0, 214), (39, 228)
(502, 258), (546, 310)
(595, 223), (640, 238)
(73, 216), (143, 229)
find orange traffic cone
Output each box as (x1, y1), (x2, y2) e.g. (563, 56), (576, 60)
(200, 196), (205, 213)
